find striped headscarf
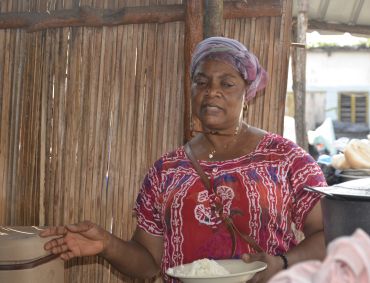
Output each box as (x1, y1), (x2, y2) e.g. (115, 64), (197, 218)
(190, 37), (268, 101)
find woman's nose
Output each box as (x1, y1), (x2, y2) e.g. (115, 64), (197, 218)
(206, 83), (221, 97)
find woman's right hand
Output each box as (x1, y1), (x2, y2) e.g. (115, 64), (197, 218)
(39, 220), (110, 261)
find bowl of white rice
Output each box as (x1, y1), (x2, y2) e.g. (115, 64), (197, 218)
(166, 258), (267, 283)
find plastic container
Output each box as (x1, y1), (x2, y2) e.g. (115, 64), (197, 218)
(0, 226), (64, 283)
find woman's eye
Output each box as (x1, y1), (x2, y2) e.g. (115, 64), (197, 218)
(222, 82), (234, 88)
(195, 80), (207, 86)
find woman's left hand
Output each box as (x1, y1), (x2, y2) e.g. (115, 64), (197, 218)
(242, 253), (283, 283)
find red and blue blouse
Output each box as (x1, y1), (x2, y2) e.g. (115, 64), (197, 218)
(134, 133), (327, 281)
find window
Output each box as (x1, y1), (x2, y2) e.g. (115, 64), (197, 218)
(338, 93), (368, 124)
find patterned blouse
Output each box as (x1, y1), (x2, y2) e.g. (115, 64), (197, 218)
(134, 133), (327, 281)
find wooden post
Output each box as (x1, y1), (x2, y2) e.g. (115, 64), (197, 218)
(292, 0), (308, 150)
(184, 0), (204, 142)
(204, 0), (224, 37)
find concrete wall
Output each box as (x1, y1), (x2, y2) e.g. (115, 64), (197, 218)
(287, 48), (370, 126)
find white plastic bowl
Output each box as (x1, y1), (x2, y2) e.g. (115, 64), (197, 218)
(166, 259), (267, 283)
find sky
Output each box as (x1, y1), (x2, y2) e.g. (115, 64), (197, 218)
(307, 31), (368, 46)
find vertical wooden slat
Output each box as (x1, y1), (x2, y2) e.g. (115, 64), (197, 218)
(169, 21), (184, 148)
(108, 22), (125, 283)
(39, 29), (49, 226)
(78, 27), (91, 224)
(28, 31), (42, 224)
(67, 27), (81, 225)
(17, 30), (26, 224)
(184, 0), (203, 142)
(56, 28), (69, 225)
(48, 28), (61, 225)
(280, 0), (293, 134)
(0, 26), (4, 222)
(115, 23), (130, 241)
(271, 18), (283, 132)
(265, 16), (277, 130)
(45, 29), (56, 226)
(0, 29), (11, 224)
(78, 25), (97, 283)
(123, 22), (137, 239)
(9, 29), (22, 224)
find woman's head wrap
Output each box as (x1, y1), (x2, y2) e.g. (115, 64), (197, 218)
(190, 37), (268, 101)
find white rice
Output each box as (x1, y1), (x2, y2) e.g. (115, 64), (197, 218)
(168, 258), (230, 277)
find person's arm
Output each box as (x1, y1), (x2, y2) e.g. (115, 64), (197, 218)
(244, 201), (325, 283)
(100, 227), (163, 279)
(282, 201), (325, 265)
(40, 221), (163, 279)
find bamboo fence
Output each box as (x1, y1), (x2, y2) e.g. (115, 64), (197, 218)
(0, 0), (292, 282)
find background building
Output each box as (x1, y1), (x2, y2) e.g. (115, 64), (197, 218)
(286, 44), (370, 138)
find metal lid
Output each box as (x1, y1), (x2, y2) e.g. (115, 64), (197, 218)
(0, 226), (51, 263)
(307, 178), (370, 199)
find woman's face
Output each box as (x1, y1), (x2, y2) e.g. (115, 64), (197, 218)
(191, 59), (247, 131)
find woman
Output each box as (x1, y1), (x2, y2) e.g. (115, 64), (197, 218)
(40, 37), (327, 283)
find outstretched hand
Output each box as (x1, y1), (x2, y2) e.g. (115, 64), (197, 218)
(39, 221), (109, 261)
(243, 252), (283, 283)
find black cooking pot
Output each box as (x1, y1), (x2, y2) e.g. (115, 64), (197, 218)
(321, 195), (370, 245)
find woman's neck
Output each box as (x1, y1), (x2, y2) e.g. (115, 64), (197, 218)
(201, 122), (249, 160)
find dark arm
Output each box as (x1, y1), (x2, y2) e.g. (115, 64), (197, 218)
(100, 227), (164, 279)
(283, 201), (326, 266)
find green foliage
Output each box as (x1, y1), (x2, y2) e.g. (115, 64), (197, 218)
(306, 35), (370, 48)
(307, 42), (338, 48)
(351, 38), (370, 48)
(365, 38), (370, 47)
(307, 38), (370, 49)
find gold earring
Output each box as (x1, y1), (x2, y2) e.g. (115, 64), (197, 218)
(243, 103), (249, 112)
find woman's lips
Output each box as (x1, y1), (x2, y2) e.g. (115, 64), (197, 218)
(201, 105), (223, 115)
(201, 103), (223, 110)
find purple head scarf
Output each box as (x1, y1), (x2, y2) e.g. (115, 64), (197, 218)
(190, 37), (268, 101)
